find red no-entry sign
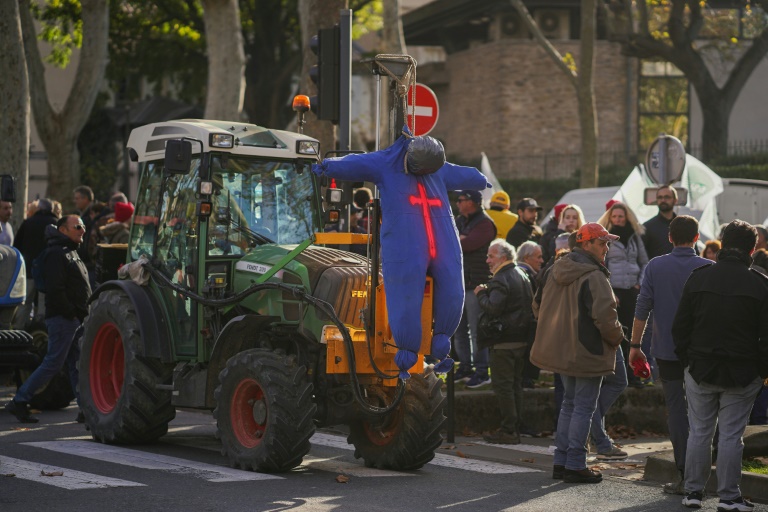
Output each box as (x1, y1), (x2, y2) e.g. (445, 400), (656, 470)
(406, 83), (439, 136)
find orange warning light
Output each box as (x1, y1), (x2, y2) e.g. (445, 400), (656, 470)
(292, 95), (311, 113)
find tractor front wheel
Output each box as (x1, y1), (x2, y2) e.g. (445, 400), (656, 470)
(214, 349), (316, 472)
(80, 290), (175, 443)
(348, 372), (445, 470)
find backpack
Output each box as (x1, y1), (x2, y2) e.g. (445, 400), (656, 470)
(32, 248), (51, 293)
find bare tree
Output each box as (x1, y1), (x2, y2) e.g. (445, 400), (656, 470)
(510, 0), (599, 188)
(20, 0), (108, 210)
(605, 0), (768, 161)
(298, 0), (347, 154)
(201, 0), (245, 120)
(0, 0), (30, 226)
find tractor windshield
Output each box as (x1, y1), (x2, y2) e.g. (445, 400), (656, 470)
(207, 155), (317, 256)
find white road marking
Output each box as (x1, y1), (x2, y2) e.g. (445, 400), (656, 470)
(301, 455), (414, 477)
(0, 455), (144, 490)
(23, 441), (283, 482)
(472, 439), (555, 455)
(310, 432), (540, 474)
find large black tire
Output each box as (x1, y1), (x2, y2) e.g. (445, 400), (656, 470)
(80, 290), (176, 443)
(347, 371), (445, 470)
(214, 349), (316, 473)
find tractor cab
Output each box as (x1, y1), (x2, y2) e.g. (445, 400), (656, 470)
(123, 120), (324, 355)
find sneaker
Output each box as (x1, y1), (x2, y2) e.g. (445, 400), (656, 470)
(519, 426), (540, 438)
(552, 464), (565, 480)
(4, 400), (39, 424)
(596, 445), (628, 461)
(465, 372), (491, 389)
(483, 430), (520, 445)
(682, 491), (704, 509)
(663, 479), (685, 495)
(76, 411), (85, 423)
(563, 468), (603, 484)
(453, 367), (474, 383)
(717, 497), (755, 512)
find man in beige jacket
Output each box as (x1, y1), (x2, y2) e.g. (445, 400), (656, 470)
(531, 223), (624, 484)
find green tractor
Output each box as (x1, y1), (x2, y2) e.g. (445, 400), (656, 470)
(79, 119), (445, 472)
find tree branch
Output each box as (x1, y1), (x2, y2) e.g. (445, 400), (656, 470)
(637, 0), (650, 37)
(685, 0), (704, 42)
(721, 23), (768, 111)
(60, 0), (109, 138)
(19, 0), (55, 143)
(508, 0), (577, 89)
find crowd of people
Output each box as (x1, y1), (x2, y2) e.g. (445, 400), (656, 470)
(455, 186), (768, 510)
(1, 186), (134, 424)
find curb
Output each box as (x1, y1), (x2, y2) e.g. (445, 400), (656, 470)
(644, 449), (768, 504)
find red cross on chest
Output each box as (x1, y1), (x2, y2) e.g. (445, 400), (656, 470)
(409, 182), (442, 258)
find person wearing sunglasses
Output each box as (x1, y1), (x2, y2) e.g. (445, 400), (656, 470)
(5, 214), (91, 424)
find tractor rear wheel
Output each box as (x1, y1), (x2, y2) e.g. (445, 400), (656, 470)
(347, 372), (445, 470)
(80, 290), (175, 443)
(214, 349), (316, 472)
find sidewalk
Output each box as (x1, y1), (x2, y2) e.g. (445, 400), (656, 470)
(439, 431), (673, 484)
(440, 424), (768, 503)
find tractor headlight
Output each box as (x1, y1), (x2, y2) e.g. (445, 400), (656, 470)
(210, 133), (235, 148)
(297, 140), (319, 156)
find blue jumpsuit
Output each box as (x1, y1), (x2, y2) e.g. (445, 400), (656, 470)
(313, 132), (489, 378)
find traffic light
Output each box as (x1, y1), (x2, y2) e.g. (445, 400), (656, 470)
(309, 26), (340, 124)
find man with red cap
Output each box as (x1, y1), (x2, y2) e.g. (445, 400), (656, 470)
(531, 223), (624, 484)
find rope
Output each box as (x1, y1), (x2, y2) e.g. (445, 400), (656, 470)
(374, 54), (417, 135)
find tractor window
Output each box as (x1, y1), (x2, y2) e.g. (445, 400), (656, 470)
(130, 158), (200, 356)
(207, 155), (316, 255)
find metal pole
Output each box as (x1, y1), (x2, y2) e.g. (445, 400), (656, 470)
(659, 134), (668, 185)
(339, 10), (352, 152)
(375, 74), (381, 153)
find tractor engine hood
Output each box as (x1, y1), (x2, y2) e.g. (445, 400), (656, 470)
(233, 244), (373, 328)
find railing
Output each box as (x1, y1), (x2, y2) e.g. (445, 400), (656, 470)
(688, 140), (768, 160)
(496, 148), (643, 180)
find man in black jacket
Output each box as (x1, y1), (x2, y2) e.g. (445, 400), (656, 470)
(12, 198), (58, 328)
(673, 220), (768, 511)
(5, 215), (91, 423)
(506, 198), (543, 248)
(453, 190), (496, 388)
(643, 186), (677, 259)
(475, 239), (533, 444)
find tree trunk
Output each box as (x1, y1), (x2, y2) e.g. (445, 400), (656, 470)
(698, 95), (730, 162)
(202, 0), (245, 120)
(20, 0), (109, 210)
(606, 0), (768, 162)
(298, 0), (346, 155)
(511, 0), (598, 185)
(0, 0), (30, 226)
(578, 0), (599, 188)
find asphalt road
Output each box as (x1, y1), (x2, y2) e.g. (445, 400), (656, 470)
(0, 403), (741, 512)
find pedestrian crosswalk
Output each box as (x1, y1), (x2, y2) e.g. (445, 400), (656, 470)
(4, 433), (540, 490)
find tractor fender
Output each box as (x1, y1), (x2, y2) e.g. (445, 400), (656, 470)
(89, 280), (173, 363)
(205, 314), (280, 407)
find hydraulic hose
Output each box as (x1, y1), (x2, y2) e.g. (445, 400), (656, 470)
(145, 263), (405, 414)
